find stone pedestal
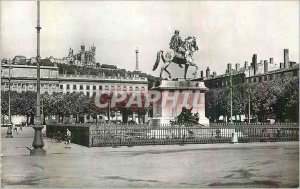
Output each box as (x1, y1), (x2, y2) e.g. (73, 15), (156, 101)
(30, 148), (46, 156)
(151, 80), (209, 126)
(30, 124), (46, 156)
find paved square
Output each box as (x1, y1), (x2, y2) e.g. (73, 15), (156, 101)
(1, 127), (299, 188)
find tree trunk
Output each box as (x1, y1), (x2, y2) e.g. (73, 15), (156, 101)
(122, 112), (128, 123)
(43, 114), (46, 125)
(26, 115), (29, 124)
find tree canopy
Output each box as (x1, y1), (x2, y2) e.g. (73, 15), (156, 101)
(205, 76), (299, 123)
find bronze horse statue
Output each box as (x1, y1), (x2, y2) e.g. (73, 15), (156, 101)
(153, 36), (199, 80)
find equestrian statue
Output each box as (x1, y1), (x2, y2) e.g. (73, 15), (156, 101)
(153, 30), (199, 80)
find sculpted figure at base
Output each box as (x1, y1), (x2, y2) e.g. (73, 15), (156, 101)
(153, 30), (199, 80)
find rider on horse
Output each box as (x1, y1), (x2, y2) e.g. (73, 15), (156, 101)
(153, 31), (199, 80)
(169, 30), (191, 68)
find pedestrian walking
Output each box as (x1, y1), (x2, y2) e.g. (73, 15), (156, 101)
(65, 129), (72, 148)
(57, 131), (62, 143)
(13, 124), (18, 134)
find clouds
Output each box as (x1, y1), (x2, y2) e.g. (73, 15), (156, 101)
(1, 1), (298, 78)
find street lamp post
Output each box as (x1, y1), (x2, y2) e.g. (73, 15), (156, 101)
(41, 98), (45, 125)
(229, 67), (233, 124)
(0, 62), (1, 124)
(108, 98), (111, 123)
(30, 0), (46, 156)
(248, 89), (251, 124)
(6, 59), (13, 138)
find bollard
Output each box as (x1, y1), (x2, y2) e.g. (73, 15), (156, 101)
(231, 132), (238, 143)
(6, 124), (13, 138)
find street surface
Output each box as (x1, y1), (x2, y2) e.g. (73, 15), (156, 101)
(1, 127), (299, 188)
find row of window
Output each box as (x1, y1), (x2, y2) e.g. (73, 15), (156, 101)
(212, 77), (244, 87)
(247, 71), (297, 83)
(247, 75), (269, 83)
(4, 83), (59, 89)
(65, 91), (95, 96)
(3, 83), (147, 92)
(61, 84), (146, 91)
(210, 70), (298, 88)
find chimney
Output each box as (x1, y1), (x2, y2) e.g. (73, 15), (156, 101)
(264, 60), (268, 73)
(290, 61), (296, 67)
(200, 70), (204, 78)
(227, 63), (232, 73)
(212, 71), (217, 77)
(284, 49), (289, 68)
(206, 67), (210, 78)
(270, 58), (274, 64)
(244, 61), (248, 68)
(280, 63), (284, 69)
(252, 54), (257, 75)
(235, 63), (240, 71)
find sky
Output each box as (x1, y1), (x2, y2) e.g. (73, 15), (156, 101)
(0, 1), (299, 78)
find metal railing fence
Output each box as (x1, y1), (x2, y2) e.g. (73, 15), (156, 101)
(90, 123), (299, 147)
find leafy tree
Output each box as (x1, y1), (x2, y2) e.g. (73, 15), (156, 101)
(41, 93), (56, 124)
(40, 58), (53, 67)
(205, 76), (299, 123)
(272, 77), (299, 122)
(171, 107), (199, 126)
(1, 91), (20, 116)
(205, 88), (222, 122)
(1, 91), (9, 116)
(135, 92), (151, 123)
(17, 91), (37, 123)
(51, 93), (67, 123)
(116, 92), (132, 123)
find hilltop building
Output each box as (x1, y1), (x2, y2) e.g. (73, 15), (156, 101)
(50, 43), (97, 67)
(1, 43), (98, 68)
